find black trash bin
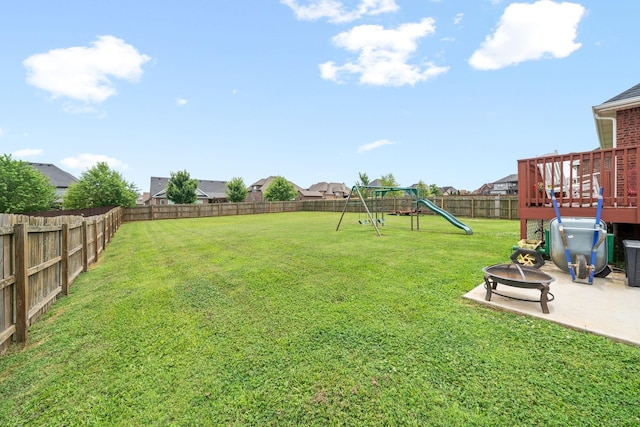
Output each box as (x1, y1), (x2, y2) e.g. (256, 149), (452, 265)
(623, 240), (640, 287)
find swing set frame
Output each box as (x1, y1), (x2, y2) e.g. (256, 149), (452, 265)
(336, 184), (420, 236)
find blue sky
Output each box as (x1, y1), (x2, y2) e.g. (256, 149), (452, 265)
(2, 0), (639, 194)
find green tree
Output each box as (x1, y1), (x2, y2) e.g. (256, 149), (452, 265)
(379, 173), (399, 187)
(380, 172), (403, 197)
(429, 184), (442, 196)
(63, 162), (138, 209)
(225, 177), (248, 203)
(166, 170), (198, 204)
(416, 180), (430, 199)
(357, 172), (370, 199)
(0, 154), (58, 213)
(263, 176), (297, 201)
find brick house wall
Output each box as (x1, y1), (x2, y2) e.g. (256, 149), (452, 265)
(617, 106), (640, 148)
(616, 107), (639, 196)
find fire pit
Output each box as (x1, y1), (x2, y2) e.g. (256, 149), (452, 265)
(482, 263), (555, 313)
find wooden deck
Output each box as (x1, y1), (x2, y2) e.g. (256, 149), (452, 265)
(517, 146), (640, 238)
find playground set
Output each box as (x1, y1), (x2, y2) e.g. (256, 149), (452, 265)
(335, 185), (473, 236)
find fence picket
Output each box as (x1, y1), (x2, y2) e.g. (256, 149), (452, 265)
(0, 208), (123, 354)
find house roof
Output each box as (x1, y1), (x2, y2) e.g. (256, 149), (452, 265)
(248, 176), (303, 192)
(307, 182), (350, 195)
(149, 176), (228, 199)
(472, 183), (494, 194)
(593, 82), (640, 150)
(493, 174), (518, 184)
(440, 186), (457, 194)
(197, 180), (229, 198)
(299, 190), (323, 198)
(604, 83), (640, 104)
(29, 163), (78, 188)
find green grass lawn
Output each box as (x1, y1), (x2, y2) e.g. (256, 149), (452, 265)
(1, 212), (638, 426)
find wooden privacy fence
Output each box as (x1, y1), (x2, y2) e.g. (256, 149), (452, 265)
(124, 201), (303, 221)
(301, 196), (518, 220)
(0, 208), (123, 354)
(124, 197), (519, 222)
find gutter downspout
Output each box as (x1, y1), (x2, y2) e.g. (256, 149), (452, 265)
(594, 113), (617, 204)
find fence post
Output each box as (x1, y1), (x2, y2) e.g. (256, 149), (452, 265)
(14, 223), (29, 342)
(102, 218), (106, 253)
(82, 220), (89, 272)
(93, 221), (99, 263)
(107, 212), (112, 242)
(61, 223), (69, 296)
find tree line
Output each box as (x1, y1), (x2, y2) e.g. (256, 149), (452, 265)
(1, 154), (445, 214)
(0, 154), (299, 214)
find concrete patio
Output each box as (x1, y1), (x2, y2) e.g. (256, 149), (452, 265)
(464, 262), (640, 346)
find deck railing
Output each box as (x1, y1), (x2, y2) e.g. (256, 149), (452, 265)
(518, 146), (640, 227)
(519, 146), (638, 207)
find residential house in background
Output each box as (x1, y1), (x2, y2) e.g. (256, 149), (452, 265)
(29, 163), (78, 203)
(297, 188), (323, 200)
(489, 174), (518, 195)
(147, 177), (228, 205)
(440, 186), (458, 196)
(246, 176), (323, 202)
(307, 182), (350, 199)
(472, 183), (494, 195)
(137, 193), (150, 205)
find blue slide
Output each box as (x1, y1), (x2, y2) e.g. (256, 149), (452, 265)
(418, 199), (473, 235)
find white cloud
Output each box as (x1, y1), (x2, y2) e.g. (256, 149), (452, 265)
(321, 18), (449, 86)
(23, 35), (151, 103)
(454, 13), (464, 25)
(357, 139), (396, 153)
(61, 153), (129, 171)
(281, 0), (399, 23)
(12, 148), (43, 158)
(177, 98), (188, 106)
(62, 103), (100, 115)
(469, 0), (585, 71)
